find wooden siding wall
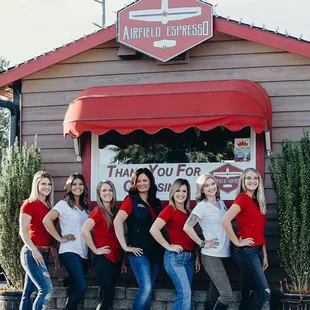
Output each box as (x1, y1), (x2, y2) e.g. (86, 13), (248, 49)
(21, 31), (310, 288)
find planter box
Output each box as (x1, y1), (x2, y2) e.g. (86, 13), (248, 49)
(0, 291), (22, 310)
(271, 292), (310, 310)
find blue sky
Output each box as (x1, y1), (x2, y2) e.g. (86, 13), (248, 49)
(1, 0), (309, 66)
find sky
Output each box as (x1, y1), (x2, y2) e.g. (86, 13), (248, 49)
(1, 0), (310, 66)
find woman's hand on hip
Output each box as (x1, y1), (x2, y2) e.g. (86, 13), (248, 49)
(125, 246), (143, 256)
(238, 237), (254, 247)
(61, 234), (76, 243)
(168, 244), (183, 253)
(204, 239), (219, 249)
(96, 246), (111, 255)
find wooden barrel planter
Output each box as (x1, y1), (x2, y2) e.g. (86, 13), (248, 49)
(271, 292), (310, 310)
(0, 291), (22, 310)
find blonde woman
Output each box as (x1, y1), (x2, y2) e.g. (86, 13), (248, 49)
(150, 178), (199, 310)
(19, 171), (59, 310)
(81, 180), (126, 310)
(183, 173), (232, 310)
(221, 168), (269, 310)
(43, 173), (89, 310)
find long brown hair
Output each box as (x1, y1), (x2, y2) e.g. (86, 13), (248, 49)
(63, 173), (88, 210)
(96, 180), (118, 227)
(128, 167), (158, 205)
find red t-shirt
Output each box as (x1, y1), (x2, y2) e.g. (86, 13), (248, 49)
(88, 206), (122, 263)
(120, 196), (157, 221)
(234, 193), (266, 246)
(20, 200), (52, 247)
(158, 205), (195, 252)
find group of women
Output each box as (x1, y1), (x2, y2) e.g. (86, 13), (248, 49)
(18, 167), (270, 310)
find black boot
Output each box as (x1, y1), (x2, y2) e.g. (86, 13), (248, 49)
(205, 300), (216, 310)
(213, 300), (228, 310)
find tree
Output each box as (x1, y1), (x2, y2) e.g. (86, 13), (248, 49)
(270, 131), (310, 293)
(0, 138), (43, 290)
(0, 57), (10, 155)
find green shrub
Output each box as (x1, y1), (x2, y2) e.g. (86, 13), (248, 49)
(0, 138), (42, 290)
(270, 130), (310, 293)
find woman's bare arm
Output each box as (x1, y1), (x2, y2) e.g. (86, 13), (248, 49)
(221, 204), (254, 247)
(114, 210), (143, 256)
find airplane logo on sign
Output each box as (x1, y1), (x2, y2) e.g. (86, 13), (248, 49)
(129, 0), (202, 25)
(117, 0), (213, 62)
(210, 164), (243, 193)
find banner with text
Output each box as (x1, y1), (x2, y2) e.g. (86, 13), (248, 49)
(98, 162), (253, 201)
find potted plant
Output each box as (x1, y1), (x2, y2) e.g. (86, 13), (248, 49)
(0, 138), (42, 309)
(270, 130), (310, 309)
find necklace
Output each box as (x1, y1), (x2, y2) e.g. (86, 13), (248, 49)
(209, 200), (221, 210)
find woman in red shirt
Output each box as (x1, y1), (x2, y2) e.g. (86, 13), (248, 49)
(150, 178), (200, 310)
(221, 168), (269, 310)
(19, 171), (59, 310)
(81, 180), (126, 310)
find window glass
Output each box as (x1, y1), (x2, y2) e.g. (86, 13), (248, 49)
(98, 127), (251, 164)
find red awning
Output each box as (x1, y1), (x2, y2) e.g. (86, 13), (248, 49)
(63, 80), (272, 138)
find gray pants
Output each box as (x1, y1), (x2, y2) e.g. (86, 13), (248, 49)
(201, 254), (233, 305)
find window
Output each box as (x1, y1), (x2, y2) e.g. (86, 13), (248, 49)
(99, 127), (250, 164)
(91, 127), (256, 201)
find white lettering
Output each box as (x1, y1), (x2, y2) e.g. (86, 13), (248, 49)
(121, 26), (161, 40)
(123, 26), (129, 40)
(165, 21), (209, 37)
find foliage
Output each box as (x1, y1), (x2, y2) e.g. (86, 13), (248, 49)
(0, 57), (9, 73)
(110, 143), (170, 163)
(110, 140), (234, 164)
(270, 130), (310, 293)
(0, 138), (43, 290)
(0, 109), (9, 153)
(0, 57), (11, 156)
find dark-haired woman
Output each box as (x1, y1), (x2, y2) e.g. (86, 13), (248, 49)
(19, 171), (58, 310)
(43, 173), (89, 310)
(114, 168), (162, 310)
(81, 180), (126, 310)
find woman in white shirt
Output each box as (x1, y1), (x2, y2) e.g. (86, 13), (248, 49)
(43, 173), (89, 310)
(183, 173), (232, 310)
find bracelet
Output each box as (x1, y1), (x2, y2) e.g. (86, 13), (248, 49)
(199, 240), (205, 249)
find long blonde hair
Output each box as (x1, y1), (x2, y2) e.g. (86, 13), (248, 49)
(28, 170), (54, 208)
(195, 173), (220, 202)
(169, 178), (191, 213)
(96, 180), (118, 227)
(237, 168), (266, 214)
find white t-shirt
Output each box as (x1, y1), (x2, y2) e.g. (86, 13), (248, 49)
(53, 200), (89, 259)
(192, 200), (230, 258)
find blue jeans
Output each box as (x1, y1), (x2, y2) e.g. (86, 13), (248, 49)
(20, 245), (53, 310)
(164, 250), (195, 310)
(59, 252), (88, 310)
(233, 246), (270, 310)
(128, 254), (159, 310)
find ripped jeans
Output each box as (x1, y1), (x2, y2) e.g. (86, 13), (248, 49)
(20, 245), (53, 310)
(233, 246), (270, 310)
